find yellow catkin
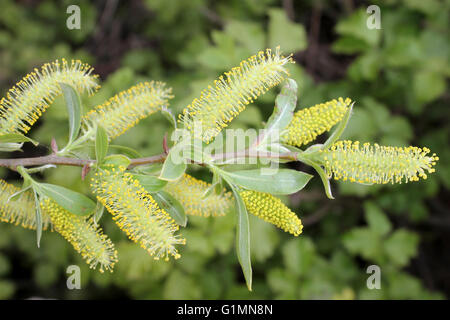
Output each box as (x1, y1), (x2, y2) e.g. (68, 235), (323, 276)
(164, 174), (233, 217)
(179, 47), (294, 143)
(240, 190), (303, 236)
(316, 140), (439, 184)
(0, 179), (51, 230)
(0, 59), (100, 135)
(83, 81), (173, 140)
(41, 199), (117, 273)
(90, 166), (185, 261)
(281, 97), (352, 147)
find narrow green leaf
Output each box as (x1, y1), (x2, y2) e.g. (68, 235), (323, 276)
(214, 175), (224, 196)
(301, 157), (334, 199)
(323, 102), (354, 149)
(109, 145), (142, 158)
(102, 154), (131, 168)
(159, 143), (187, 181)
(256, 78), (297, 147)
(7, 184), (31, 202)
(93, 201), (105, 226)
(131, 174), (167, 192)
(161, 106), (177, 128)
(202, 181), (218, 199)
(95, 125), (109, 164)
(0, 142), (23, 152)
(38, 183), (96, 216)
(218, 168), (313, 195)
(33, 190), (43, 248)
(134, 164), (163, 175)
(0, 133), (38, 146)
(152, 191), (187, 227)
(60, 83), (82, 144)
(229, 185), (252, 291)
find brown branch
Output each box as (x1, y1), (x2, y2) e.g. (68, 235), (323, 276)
(0, 149), (299, 171)
(0, 153), (166, 171)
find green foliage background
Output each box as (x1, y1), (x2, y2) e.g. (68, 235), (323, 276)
(0, 0), (448, 299)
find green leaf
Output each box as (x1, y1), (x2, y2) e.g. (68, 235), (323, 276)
(60, 83), (82, 144)
(256, 78), (297, 148)
(364, 201), (392, 236)
(151, 191), (187, 227)
(132, 174), (168, 193)
(249, 214), (279, 263)
(93, 201), (104, 226)
(268, 8), (307, 52)
(38, 183), (96, 216)
(0, 143), (23, 152)
(159, 143), (187, 181)
(282, 237), (316, 277)
(95, 125), (109, 164)
(0, 133), (38, 146)
(7, 180), (31, 202)
(32, 190), (43, 248)
(201, 181), (218, 199)
(102, 154), (131, 168)
(230, 185), (252, 291)
(342, 227), (381, 261)
(225, 20), (265, 53)
(323, 102), (354, 149)
(384, 229), (419, 267)
(413, 70), (446, 105)
(218, 168), (312, 195)
(335, 9), (380, 47)
(160, 106), (177, 128)
(109, 145), (142, 158)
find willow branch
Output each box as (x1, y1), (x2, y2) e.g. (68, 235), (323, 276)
(0, 153), (166, 171)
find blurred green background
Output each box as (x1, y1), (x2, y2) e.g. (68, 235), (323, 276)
(0, 0), (449, 299)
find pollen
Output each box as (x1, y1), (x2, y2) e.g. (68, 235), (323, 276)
(240, 190), (303, 236)
(0, 59), (100, 135)
(83, 81), (173, 140)
(316, 140), (439, 184)
(90, 166), (185, 261)
(164, 174), (233, 217)
(179, 47), (294, 143)
(41, 199), (118, 273)
(0, 179), (52, 230)
(281, 97), (352, 147)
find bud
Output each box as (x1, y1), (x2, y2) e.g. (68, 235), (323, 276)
(281, 97), (352, 147)
(91, 166), (185, 261)
(0, 179), (51, 230)
(41, 199), (117, 273)
(164, 174), (233, 217)
(83, 81), (173, 140)
(240, 190), (303, 236)
(0, 59), (99, 135)
(179, 47), (294, 143)
(316, 140), (439, 184)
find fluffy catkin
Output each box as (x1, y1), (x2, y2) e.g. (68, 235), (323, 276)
(164, 174), (233, 217)
(179, 47), (294, 143)
(0, 59), (99, 135)
(0, 179), (51, 230)
(316, 140), (439, 184)
(240, 190), (303, 236)
(83, 81), (173, 140)
(41, 199), (117, 273)
(90, 166), (185, 261)
(281, 97), (352, 147)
